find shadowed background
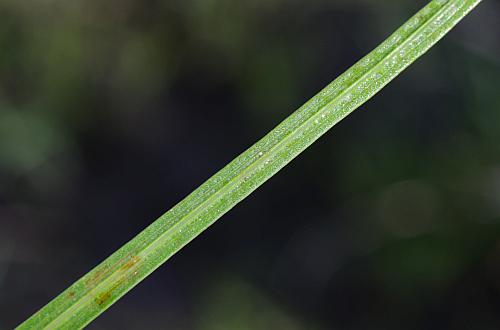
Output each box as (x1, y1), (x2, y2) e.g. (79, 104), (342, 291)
(1, 0), (500, 329)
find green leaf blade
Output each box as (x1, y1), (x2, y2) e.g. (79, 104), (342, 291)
(17, 0), (482, 328)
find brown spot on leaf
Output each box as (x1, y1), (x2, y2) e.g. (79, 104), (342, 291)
(95, 291), (112, 306)
(85, 267), (114, 289)
(84, 254), (140, 288)
(120, 256), (141, 272)
(92, 256), (142, 307)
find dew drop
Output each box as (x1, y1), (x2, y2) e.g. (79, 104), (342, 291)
(361, 58), (372, 67)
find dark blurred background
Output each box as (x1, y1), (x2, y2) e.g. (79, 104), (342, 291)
(1, 0), (499, 329)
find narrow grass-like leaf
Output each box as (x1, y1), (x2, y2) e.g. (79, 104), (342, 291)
(18, 0), (482, 328)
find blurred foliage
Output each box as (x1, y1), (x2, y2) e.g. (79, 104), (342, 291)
(0, 0), (499, 329)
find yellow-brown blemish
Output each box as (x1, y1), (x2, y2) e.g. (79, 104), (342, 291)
(95, 291), (112, 306)
(93, 256), (142, 307)
(84, 265), (117, 289)
(84, 254), (140, 288)
(120, 256), (141, 272)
